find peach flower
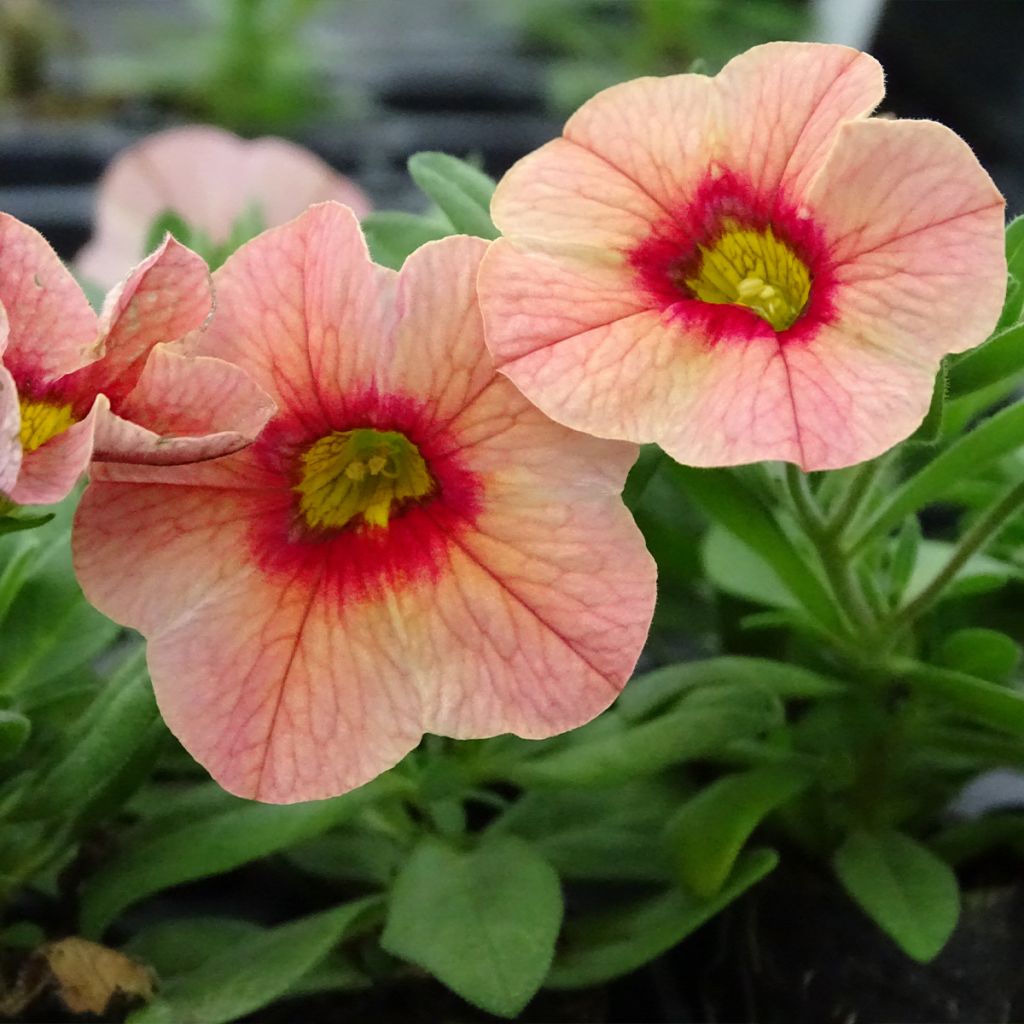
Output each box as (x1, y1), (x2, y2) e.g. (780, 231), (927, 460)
(0, 213), (273, 506)
(73, 204), (656, 804)
(477, 42), (1006, 470)
(76, 125), (372, 290)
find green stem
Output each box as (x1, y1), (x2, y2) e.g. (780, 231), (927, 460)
(784, 464), (877, 639)
(826, 458), (883, 540)
(885, 475), (1024, 637)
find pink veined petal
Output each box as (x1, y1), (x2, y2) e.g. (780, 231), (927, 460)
(0, 364), (22, 497)
(385, 235), (498, 425)
(10, 396), (106, 506)
(807, 118), (1006, 357)
(411, 487), (655, 741)
(562, 73), (715, 217)
(243, 136), (372, 224)
(91, 345), (276, 465)
(66, 236), (213, 410)
(478, 235), (646, 374)
(154, 578), (425, 803)
(774, 327), (939, 470)
(0, 214), (97, 386)
(714, 41), (884, 200)
(73, 479), (424, 802)
(490, 137), (667, 250)
(75, 125), (372, 291)
(194, 202), (397, 427)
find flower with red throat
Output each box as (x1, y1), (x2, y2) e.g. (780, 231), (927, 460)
(73, 203), (657, 804)
(477, 42), (1007, 470)
(0, 213), (274, 506)
(75, 125), (373, 290)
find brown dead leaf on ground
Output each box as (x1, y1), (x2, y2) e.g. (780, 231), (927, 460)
(0, 936), (154, 1018)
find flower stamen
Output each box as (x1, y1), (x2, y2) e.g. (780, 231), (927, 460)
(685, 221), (811, 331)
(18, 398), (77, 453)
(295, 427), (434, 531)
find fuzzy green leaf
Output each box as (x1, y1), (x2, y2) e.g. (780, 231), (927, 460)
(833, 830), (959, 962)
(382, 835), (562, 1018)
(667, 766), (809, 898)
(547, 849), (778, 988)
(129, 900), (380, 1024)
(407, 152), (498, 239)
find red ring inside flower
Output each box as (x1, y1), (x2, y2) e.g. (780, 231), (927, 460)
(628, 168), (839, 346)
(247, 389), (483, 604)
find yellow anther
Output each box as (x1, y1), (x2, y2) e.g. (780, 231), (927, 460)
(18, 397), (77, 453)
(686, 221), (811, 331)
(295, 427), (433, 531)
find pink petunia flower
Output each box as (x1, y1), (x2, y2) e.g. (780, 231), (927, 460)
(75, 125), (372, 291)
(0, 213), (274, 506)
(73, 203), (657, 804)
(477, 42), (1007, 471)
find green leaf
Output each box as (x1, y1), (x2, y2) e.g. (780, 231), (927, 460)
(0, 709), (30, 760)
(144, 210), (194, 254)
(617, 655), (846, 723)
(887, 515), (922, 605)
(0, 539), (41, 626)
(0, 511), (54, 535)
(665, 463), (840, 631)
(361, 210), (453, 269)
(123, 918), (264, 979)
(894, 659), (1024, 735)
(937, 628), (1020, 684)
(904, 540), (1020, 602)
(702, 522), (795, 608)
(1005, 214), (1024, 278)
(947, 321), (1024, 397)
(509, 684), (782, 788)
(852, 401), (1024, 550)
(0, 501), (120, 694)
(80, 775), (400, 937)
(492, 779), (681, 882)
(407, 152), (499, 239)
(382, 835), (562, 1018)
(997, 273), (1023, 330)
(622, 444), (663, 509)
(833, 829), (959, 962)
(667, 766), (809, 899)
(128, 899), (381, 1024)
(907, 366), (946, 444)
(546, 849), (778, 988)
(26, 649), (156, 818)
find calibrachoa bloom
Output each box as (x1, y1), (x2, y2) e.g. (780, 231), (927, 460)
(74, 203), (656, 804)
(478, 42), (1007, 470)
(76, 125), (372, 290)
(0, 213), (273, 506)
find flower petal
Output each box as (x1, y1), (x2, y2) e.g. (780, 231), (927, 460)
(0, 363), (22, 497)
(74, 479), (424, 802)
(194, 202), (396, 427)
(808, 118), (1006, 357)
(91, 345), (276, 465)
(65, 236), (213, 411)
(10, 396), (106, 506)
(714, 41), (884, 200)
(560, 72), (715, 216)
(0, 214), (97, 385)
(76, 125), (372, 291)
(490, 138), (666, 250)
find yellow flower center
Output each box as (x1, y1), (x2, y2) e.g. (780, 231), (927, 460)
(294, 428), (434, 531)
(686, 222), (811, 331)
(19, 397), (77, 453)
